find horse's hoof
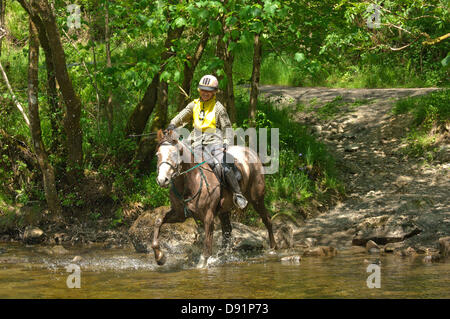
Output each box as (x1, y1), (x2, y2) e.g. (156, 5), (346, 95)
(156, 254), (166, 266)
(155, 251), (166, 266)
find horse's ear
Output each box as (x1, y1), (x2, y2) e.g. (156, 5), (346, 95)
(157, 129), (163, 142)
(166, 129), (179, 145)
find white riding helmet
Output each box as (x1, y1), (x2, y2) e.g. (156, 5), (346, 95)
(198, 75), (219, 91)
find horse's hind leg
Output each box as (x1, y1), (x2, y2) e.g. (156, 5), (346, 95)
(152, 207), (185, 265)
(251, 199), (278, 249)
(218, 211), (232, 249)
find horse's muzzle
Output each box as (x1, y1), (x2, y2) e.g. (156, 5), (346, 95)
(156, 176), (170, 188)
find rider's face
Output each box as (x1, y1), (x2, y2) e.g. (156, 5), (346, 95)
(199, 89), (216, 102)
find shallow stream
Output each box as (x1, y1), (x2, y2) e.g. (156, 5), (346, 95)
(0, 243), (448, 298)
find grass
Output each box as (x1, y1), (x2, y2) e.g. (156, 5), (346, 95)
(326, 64), (430, 88)
(232, 39), (449, 89)
(392, 89), (449, 161)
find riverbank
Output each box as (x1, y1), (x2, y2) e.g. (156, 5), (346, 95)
(1, 87), (449, 264)
(258, 86), (449, 259)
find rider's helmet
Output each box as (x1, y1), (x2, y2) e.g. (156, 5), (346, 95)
(198, 75), (219, 91)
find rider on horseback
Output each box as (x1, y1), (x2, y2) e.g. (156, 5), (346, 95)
(166, 75), (248, 209)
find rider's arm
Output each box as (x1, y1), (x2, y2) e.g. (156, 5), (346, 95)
(216, 102), (233, 146)
(170, 102), (195, 127)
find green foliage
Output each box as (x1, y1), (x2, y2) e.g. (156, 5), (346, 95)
(121, 171), (170, 208)
(393, 89), (450, 127)
(110, 208), (124, 228)
(315, 96), (345, 120)
(60, 192), (85, 208)
(393, 89), (449, 160)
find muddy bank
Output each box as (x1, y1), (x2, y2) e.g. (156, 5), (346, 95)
(258, 86), (449, 256)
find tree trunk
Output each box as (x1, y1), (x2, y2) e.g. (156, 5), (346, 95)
(18, 0), (62, 153)
(216, 28), (236, 123)
(223, 47), (236, 123)
(31, 0), (83, 184)
(151, 80), (169, 132)
(125, 73), (160, 139)
(39, 21), (61, 153)
(125, 25), (184, 139)
(27, 13), (62, 216)
(249, 32), (262, 123)
(177, 31), (209, 111)
(134, 80), (169, 172)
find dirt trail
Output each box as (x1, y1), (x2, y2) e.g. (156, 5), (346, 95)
(259, 86), (449, 251)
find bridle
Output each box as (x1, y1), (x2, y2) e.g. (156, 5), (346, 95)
(156, 141), (182, 180)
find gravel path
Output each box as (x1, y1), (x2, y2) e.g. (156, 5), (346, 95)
(259, 86), (449, 250)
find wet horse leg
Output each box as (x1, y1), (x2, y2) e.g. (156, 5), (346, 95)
(251, 199), (278, 249)
(197, 209), (215, 268)
(152, 207), (186, 265)
(218, 211), (232, 250)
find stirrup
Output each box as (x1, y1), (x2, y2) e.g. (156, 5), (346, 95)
(233, 193), (248, 209)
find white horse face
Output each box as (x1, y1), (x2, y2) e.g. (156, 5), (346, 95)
(156, 142), (180, 188)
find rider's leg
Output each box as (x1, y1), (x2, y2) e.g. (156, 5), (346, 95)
(204, 144), (224, 180)
(223, 163), (248, 209)
(205, 144), (248, 209)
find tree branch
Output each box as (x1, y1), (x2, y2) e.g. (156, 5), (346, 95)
(0, 61), (30, 126)
(422, 33), (450, 46)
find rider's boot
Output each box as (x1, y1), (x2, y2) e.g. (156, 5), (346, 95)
(224, 169), (248, 209)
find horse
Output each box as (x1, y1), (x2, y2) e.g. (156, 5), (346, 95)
(152, 129), (277, 268)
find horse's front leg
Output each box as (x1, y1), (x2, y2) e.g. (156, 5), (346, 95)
(197, 210), (215, 268)
(152, 207), (185, 266)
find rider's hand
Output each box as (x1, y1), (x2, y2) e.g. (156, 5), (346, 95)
(167, 123), (176, 131)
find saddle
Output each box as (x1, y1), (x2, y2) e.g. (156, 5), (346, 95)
(208, 151), (242, 185)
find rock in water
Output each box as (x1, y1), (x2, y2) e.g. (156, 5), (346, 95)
(352, 215), (421, 246)
(50, 245), (69, 255)
(128, 206), (201, 261)
(439, 237), (450, 258)
(303, 246), (337, 257)
(274, 225), (294, 249)
(366, 240), (380, 251)
(366, 240), (381, 254)
(23, 227), (44, 244)
(215, 222), (267, 253)
(281, 255), (301, 264)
